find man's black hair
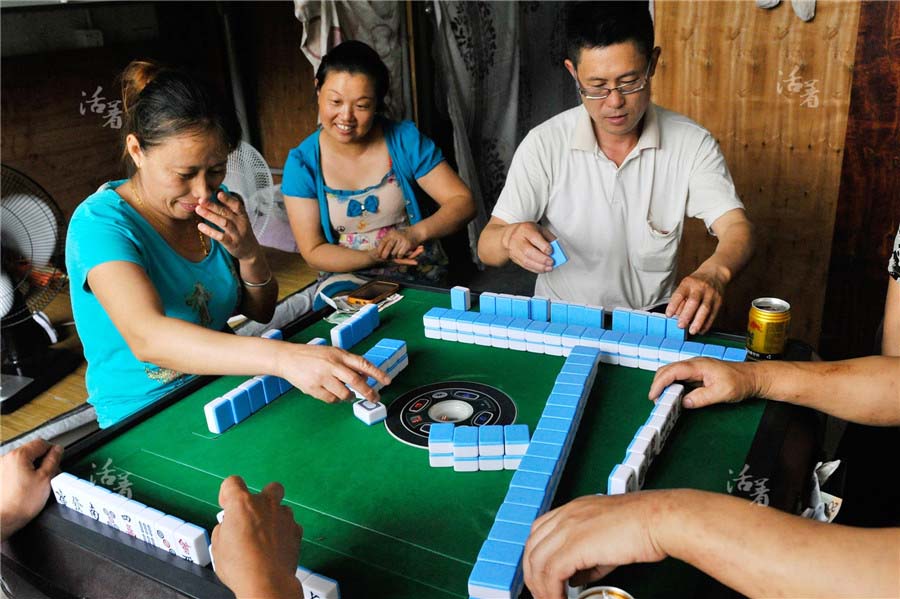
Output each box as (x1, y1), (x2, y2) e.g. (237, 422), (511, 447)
(565, 1), (654, 65)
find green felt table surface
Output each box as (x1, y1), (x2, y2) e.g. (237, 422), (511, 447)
(70, 288), (761, 598)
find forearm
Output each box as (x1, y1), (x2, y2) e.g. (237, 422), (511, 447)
(301, 242), (377, 273)
(883, 279), (900, 356)
(408, 194), (475, 243)
(477, 222), (513, 267)
(127, 315), (294, 378)
(696, 219), (754, 285)
(656, 489), (900, 598)
(237, 252), (278, 323)
(747, 357), (900, 425)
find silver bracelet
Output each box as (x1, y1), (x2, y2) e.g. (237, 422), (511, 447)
(241, 273), (274, 288)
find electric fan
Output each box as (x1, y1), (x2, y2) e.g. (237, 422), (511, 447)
(1, 165), (80, 414)
(223, 142), (298, 252)
(224, 141), (275, 239)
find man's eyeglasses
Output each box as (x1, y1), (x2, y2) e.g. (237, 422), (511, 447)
(576, 61), (653, 101)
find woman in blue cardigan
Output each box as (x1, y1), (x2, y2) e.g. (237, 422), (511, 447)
(282, 41), (475, 284)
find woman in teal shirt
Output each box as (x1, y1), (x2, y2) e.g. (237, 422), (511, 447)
(282, 41), (475, 285)
(66, 60), (387, 428)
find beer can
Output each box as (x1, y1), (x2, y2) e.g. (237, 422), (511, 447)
(746, 297), (791, 360)
(577, 586), (636, 599)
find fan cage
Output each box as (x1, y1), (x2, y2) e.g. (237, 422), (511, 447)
(223, 142), (274, 239)
(1, 165), (68, 325)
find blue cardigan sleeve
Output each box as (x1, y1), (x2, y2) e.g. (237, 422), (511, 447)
(281, 130), (337, 242)
(281, 132), (321, 199)
(383, 119), (446, 226)
(386, 120), (445, 179)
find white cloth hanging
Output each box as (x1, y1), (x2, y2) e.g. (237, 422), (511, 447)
(756, 0), (816, 22)
(428, 1), (576, 265)
(294, 0), (342, 68)
(791, 0), (816, 22)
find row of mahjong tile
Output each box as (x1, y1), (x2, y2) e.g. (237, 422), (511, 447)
(427, 423), (530, 471)
(610, 307), (685, 342)
(468, 346), (603, 599)
(450, 287), (685, 344)
(349, 338), (407, 397)
(611, 308), (687, 342)
(210, 510), (341, 598)
(329, 303), (380, 349)
(203, 335), (342, 435)
(423, 307), (603, 355)
(592, 332), (746, 371)
(203, 329), (293, 434)
(608, 384), (684, 495)
(464, 289), (606, 329)
(204, 373), (292, 434)
(349, 338), (409, 425)
(50, 472), (211, 566)
(423, 307), (746, 366)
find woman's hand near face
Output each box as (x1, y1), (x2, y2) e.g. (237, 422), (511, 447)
(196, 190), (262, 261)
(197, 189), (276, 321)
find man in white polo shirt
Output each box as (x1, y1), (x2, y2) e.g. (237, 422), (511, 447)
(478, 2), (753, 335)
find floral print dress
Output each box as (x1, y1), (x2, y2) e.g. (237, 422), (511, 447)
(324, 169), (447, 283)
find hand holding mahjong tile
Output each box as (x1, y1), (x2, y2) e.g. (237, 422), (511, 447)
(0, 439), (63, 541)
(211, 476), (303, 598)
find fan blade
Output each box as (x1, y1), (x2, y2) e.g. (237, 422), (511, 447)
(1, 192), (59, 267)
(0, 270), (14, 319)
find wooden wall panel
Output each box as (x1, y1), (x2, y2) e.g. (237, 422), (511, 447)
(234, 2), (319, 171)
(2, 48), (131, 220)
(653, 1), (859, 347)
(1, 3), (229, 220)
(819, 1), (900, 359)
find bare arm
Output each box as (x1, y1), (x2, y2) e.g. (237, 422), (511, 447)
(213, 476), (303, 599)
(477, 216), (516, 267)
(405, 162), (475, 246)
(659, 490), (900, 599)
(883, 277), (900, 356)
(365, 162), (475, 262)
(477, 216), (555, 273)
(196, 190), (277, 323)
(524, 490), (900, 599)
(88, 261), (388, 404)
(233, 249), (279, 323)
(666, 208), (755, 335)
(477, 127), (555, 271)
(284, 195), (382, 273)
(650, 356), (900, 426)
